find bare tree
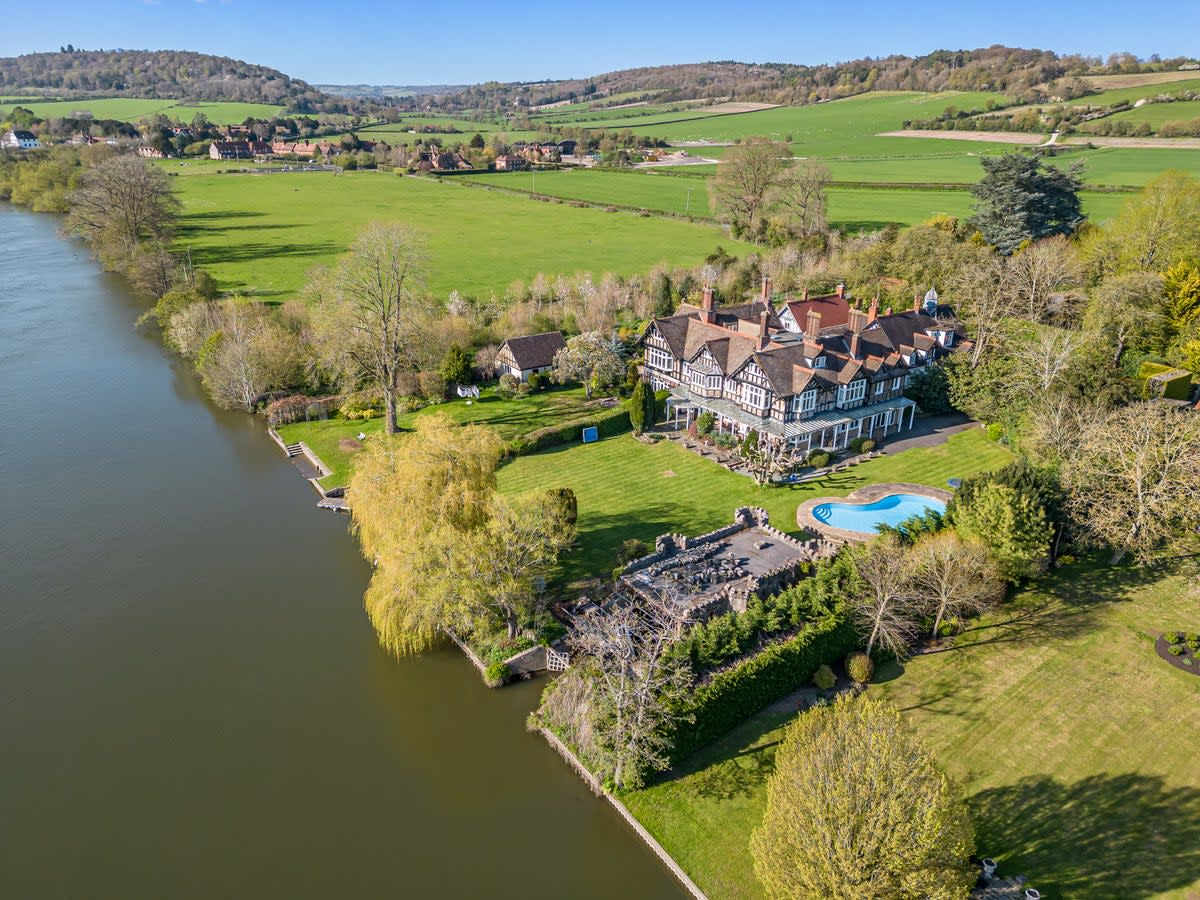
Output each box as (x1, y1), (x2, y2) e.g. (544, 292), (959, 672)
(1008, 323), (1079, 392)
(772, 159), (830, 236)
(951, 254), (1020, 369)
(1008, 235), (1081, 323)
(312, 223), (432, 433)
(568, 593), (694, 789)
(1062, 402), (1200, 564)
(196, 302), (304, 411)
(65, 154), (180, 268)
(848, 537), (919, 658)
(710, 138), (788, 233)
(907, 532), (1004, 638)
(738, 435), (803, 486)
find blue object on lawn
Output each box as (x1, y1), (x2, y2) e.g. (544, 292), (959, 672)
(582, 426), (599, 444)
(947, 477), (962, 488)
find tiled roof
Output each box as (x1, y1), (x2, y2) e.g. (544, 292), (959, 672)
(501, 331), (566, 370)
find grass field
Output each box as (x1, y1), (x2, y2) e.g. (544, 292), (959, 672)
(461, 168), (1130, 228)
(276, 386), (596, 489)
(1064, 77), (1200, 107)
(1083, 99), (1200, 130)
(0, 97), (286, 124)
(621, 559), (1200, 900)
(498, 427), (1011, 586)
(167, 169), (754, 300)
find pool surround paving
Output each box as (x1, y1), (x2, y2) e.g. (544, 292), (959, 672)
(797, 482), (954, 543)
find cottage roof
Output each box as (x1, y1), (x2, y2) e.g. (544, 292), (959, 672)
(9, 130), (37, 141)
(501, 331), (566, 370)
(781, 293), (851, 330)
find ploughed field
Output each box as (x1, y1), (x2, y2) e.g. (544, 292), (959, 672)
(166, 167), (755, 300)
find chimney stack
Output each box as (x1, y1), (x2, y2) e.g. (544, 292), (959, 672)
(760, 274), (772, 303)
(868, 295), (879, 323)
(701, 286), (716, 323)
(848, 308), (867, 334)
(884, 305), (893, 317)
(912, 291), (921, 314)
(801, 286), (809, 301)
(836, 283), (846, 299)
(850, 331), (861, 359)
(757, 309), (770, 350)
(805, 310), (822, 340)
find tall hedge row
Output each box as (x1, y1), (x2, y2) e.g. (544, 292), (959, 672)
(670, 615), (860, 764)
(508, 405), (631, 455)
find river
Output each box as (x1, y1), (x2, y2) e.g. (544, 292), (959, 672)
(0, 204), (686, 899)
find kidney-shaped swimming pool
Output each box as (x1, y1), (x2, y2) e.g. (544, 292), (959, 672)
(811, 493), (946, 534)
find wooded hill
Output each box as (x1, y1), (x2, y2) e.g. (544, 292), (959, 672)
(414, 47), (1200, 112)
(0, 49), (355, 114)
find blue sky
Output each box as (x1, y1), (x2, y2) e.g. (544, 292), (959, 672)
(2, 0), (1198, 85)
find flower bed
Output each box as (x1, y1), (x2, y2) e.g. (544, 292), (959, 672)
(1155, 630), (1200, 676)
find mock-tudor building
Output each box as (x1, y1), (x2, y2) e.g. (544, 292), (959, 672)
(495, 331), (567, 382)
(642, 277), (962, 453)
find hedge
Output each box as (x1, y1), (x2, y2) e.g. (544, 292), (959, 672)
(669, 615), (860, 763)
(507, 404), (631, 455)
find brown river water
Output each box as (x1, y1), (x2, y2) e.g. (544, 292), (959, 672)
(0, 204), (686, 899)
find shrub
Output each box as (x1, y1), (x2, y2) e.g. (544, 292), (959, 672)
(696, 411), (715, 436)
(1186, 632), (1198, 643)
(1167, 644), (1185, 656)
(813, 664), (836, 690)
(845, 652), (875, 684)
(860, 438), (875, 452)
(807, 449), (831, 468)
(616, 538), (650, 565)
(508, 405), (631, 456)
(527, 371), (543, 390)
(497, 373), (519, 398)
(714, 433), (737, 449)
(985, 422), (1004, 442)
(396, 395), (425, 414)
(484, 661), (512, 687)
(339, 397), (382, 420)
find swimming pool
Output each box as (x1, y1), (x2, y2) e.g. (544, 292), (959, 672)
(811, 493), (946, 534)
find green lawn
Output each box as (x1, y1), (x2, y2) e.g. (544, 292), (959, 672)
(168, 169), (755, 300)
(461, 169), (1128, 228)
(498, 427), (1011, 587)
(621, 560), (1200, 900)
(276, 386), (598, 489)
(0, 97), (286, 124)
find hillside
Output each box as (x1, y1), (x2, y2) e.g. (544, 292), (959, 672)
(0, 49), (352, 113)
(316, 83), (468, 100)
(415, 47), (1200, 113)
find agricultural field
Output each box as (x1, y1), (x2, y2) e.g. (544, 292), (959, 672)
(461, 168), (1129, 228)
(0, 97), (286, 123)
(499, 427), (1011, 586)
(166, 167), (754, 300)
(1081, 99), (1200, 131)
(622, 560), (1200, 900)
(1062, 76), (1200, 107)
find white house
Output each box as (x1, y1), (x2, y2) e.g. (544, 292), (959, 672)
(495, 331), (567, 382)
(2, 130), (41, 150)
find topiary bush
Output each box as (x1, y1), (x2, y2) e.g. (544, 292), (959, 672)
(807, 449), (831, 468)
(484, 662), (512, 687)
(985, 422), (1004, 442)
(845, 652), (875, 685)
(696, 411), (715, 436)
(813, 664), (836, 690)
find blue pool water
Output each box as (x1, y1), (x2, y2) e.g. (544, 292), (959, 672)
(812, 493), (946, 534)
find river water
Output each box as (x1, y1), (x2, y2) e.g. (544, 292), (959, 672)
(0, 204), (685, 899)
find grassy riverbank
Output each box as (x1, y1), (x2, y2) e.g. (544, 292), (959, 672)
(620, 560), (1200, 900)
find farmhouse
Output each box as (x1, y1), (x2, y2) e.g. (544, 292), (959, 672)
(209, 141), (258, 160)
(618, 507), (833, 620)
(495, 331), (567, 382)
(495, 154), (528, 171)
(642, 278), (962, 453)
(2, 130), (41, 150)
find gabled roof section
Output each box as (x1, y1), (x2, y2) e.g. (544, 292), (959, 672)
(781, 294), (851, 330)
(500, 331), (566, 370)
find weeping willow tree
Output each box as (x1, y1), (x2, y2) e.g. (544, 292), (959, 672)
(349, 414), (505, 656)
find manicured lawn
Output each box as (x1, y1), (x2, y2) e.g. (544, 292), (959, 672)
(168, 169), (755, 300)
(0, 97), (286, 124)
(621, 560), (1200, 900)
(497, 427), (1011, 587)
(276, 386), (598, 489)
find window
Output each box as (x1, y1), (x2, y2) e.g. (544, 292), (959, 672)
(874, 380), (885, 396)
(790, 390), (817, 416)
(813, 355), (826, 368)
(741, 382), (767, 409)
(891, 376), (902, 391)
(646, 346), (673, 372)
(838, 380), (866, 407)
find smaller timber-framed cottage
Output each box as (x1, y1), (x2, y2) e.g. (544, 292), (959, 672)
(641, 278), (963, 453)
(495, 331), (567, 382)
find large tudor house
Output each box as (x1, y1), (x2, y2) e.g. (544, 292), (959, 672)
(642, 278), (962, 453)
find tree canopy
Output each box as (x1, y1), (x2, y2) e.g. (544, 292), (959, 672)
(969, 152), (1084, 254)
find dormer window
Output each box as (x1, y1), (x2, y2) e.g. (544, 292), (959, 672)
(813, 355), (826, 368)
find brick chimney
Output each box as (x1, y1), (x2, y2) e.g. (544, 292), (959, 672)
(848, 309), (867, 358)
(801, 286), (809, 301)
(836, 283), (846, 299)
(884, 305), (893, 317)
(912, 291), (921, 314)
(805, 310), (822, 340)
(701, 286), (716, 323)
(760, 274), (772, 303)
(758, 309), (770, 350)
(868, 295), (879, 323)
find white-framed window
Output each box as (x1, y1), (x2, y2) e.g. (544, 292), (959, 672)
(883, 409), (895, 426)
(892, 376), (902, 391)
(741, 382), (767, 409)
(646, 346), (673, 372)
(813, 355), (826, 368)
(688, 367), (705, 389)
(874, 380), (885, 396)
(790, 389), (817, 416)
(838, 380), (866, 406)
